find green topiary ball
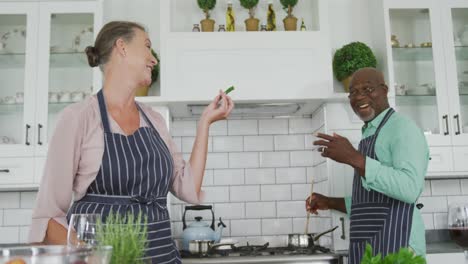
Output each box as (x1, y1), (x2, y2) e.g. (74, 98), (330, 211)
(280, 0), (298, 9)
(332, 41), (377, 82)
(197, 0), (216, 11)
(239, 0), (259, 9)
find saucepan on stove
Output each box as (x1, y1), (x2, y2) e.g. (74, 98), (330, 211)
(188, 240), (214, 256)
(288, 225), (338, 248)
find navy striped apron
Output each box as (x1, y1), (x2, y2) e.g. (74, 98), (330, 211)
(348, 108), (414, 264)
(67, 90), (181, 264)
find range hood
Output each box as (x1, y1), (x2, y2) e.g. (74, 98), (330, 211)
(187, 102), (304, 117)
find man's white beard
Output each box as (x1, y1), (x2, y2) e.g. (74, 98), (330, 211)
(359, 108), (376, 122)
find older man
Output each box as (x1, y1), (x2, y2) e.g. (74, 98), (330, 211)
(306, 68), (429, 263)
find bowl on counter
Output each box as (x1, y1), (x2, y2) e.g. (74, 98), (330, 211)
(0, 245), (112, 264)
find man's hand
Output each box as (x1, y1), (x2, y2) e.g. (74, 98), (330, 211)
(313, 133), (366, 176)
(305, 192), (330, 215)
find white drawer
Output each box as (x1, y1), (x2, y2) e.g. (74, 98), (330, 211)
(453, 146), (468, 172)
(427, 147), (453, 173)
(0, 157), (34, 185)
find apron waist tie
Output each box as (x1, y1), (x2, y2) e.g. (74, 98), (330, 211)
(79, 193), (167, 210)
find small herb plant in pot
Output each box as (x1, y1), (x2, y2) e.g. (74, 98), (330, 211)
(280, 0), (299, 31)
(239, 0), (259, 31)
(332, 41), (377, 92)
(96, 212), (148, 264)
(136, 49), (160, 97)
(198, 0), (217, 32)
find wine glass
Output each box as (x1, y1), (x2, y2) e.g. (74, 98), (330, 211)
(448, 203), (468, 256)
(67, 213), (101, 248)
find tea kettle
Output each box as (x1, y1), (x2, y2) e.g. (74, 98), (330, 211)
(181, 205), (226, 251)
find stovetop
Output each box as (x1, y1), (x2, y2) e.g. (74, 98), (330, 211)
(181, 242), (331, 258)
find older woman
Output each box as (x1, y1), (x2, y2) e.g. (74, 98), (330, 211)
(29, 21), (234, 263)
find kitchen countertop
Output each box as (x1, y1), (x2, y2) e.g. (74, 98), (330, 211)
(182, 253), (344, 264)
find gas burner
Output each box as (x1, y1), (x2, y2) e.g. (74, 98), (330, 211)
(231, 242), (270, 256)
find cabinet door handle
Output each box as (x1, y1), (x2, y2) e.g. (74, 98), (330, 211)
(25, 124), (31, 145)
(340, 217), (346, 240)
(38, 124), (43, 145)
(0, 169), (10, 173)
(443, 115), (449, 136)
(454, 115), (461, 135)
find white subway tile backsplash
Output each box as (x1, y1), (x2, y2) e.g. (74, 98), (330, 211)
(433, 213), (448, 229)
(290, 151), (314, 167)
(431, 180), (461, 196)
(172, 137), (182, 153)
(3, 209), (32, 226)
(229, 152), (259, 168)
(231, 219), (261, 236)
(245, 202), (276, 218)
(244, 136), (274, 152)
(259, 119), (288, 135)
(418, 196), (448, 213)
(206, 153), (229, 169)
(171, 121), (197, 136)
(421, 214), (435, 230)
(230, 186), (260, 202)
(289, 118), (313, 134)
(261, 218), (292, 235)
(292, 217), (331, 234)
(19, 226), (29, 243)
(422, 181), (431, 197)
(447, 195), (468, 206)
(460, 179), (468, 194)
(213, 136), (243, 152)
(292, 184), (310, 200)
(209, 120), (227, 136)
(304, 134), (315, 150)
(214, 169), (245, 185)
(20, 192), (37, 209)
(182, 137), (213, 153)
(170, 204), (182, 222)
(203, 187), (230, 203)
(261, 185), (291, 201)
(0, 192), (20, 209)
(203, 170), (214, 186)
(276, 168), (306, 184)
(0, 227), (19, 243)
(228, 120), (258, 135)
(259, 152), (289, 168)
(171, 221), (183, 239)
(215, 203), (245, 220)
(274, 135), (305, 151)
(245, 168), (275, 185)
(277, 201), (307, 218)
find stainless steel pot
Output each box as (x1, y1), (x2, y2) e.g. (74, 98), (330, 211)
(288, 226), (338, 248)
(188, 240), (214, 256)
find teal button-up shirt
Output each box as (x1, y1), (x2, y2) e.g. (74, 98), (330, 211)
(344, 108), (429, 257)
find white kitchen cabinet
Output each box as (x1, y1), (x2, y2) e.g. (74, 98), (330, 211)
(155, 0), (333, 103)
(0, 0), (103, 188)
(426, 252), (468, 264)
(370, 0), (468, 176)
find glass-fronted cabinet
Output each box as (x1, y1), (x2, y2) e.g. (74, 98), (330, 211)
(444, 1), (468, 146)
(0, 3), (38, 157)
(386, 0), (451, 146)
(0, 1), (102, 161)
(35, 2), (102, 156)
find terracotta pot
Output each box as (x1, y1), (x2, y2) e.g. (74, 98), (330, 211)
(244, 18), (259, 31)
(341, 76), (352, 93)
(200, 18), (215, 32)
(135, 86), (149, 97)
(283, 16), (298, 31)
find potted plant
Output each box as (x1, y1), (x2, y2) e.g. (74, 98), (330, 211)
(198, 0), (217, 32)
(96, 212), (148, 264)
(280, 0), (298, 31)
(240, 0), (259, 31)
(332, 41), (377, 92)
(136, 49), (160, 97)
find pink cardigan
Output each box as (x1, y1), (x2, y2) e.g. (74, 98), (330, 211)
(28, 95), (203, 243)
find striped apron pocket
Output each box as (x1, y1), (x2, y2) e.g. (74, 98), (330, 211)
(350, 202), (390, 243)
